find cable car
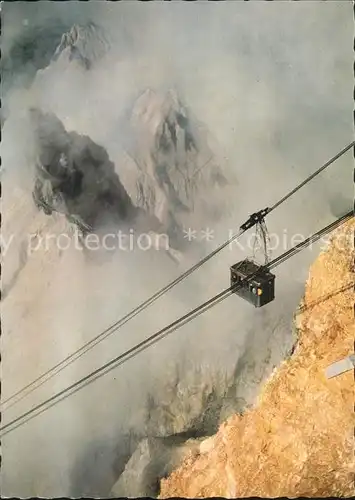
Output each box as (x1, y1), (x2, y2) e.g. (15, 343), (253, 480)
(230, 259), (275, 308)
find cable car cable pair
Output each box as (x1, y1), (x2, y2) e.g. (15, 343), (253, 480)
(0, 210), (352, 438)
(1, 140), (354, 414)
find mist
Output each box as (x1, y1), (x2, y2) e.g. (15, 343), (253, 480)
(1, 1), (353, 497)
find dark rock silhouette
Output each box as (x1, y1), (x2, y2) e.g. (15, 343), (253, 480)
(121, 89), (233, 235)
(30, 108), (164, 238)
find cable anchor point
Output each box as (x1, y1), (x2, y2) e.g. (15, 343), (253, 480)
(240, 207), (270, 231)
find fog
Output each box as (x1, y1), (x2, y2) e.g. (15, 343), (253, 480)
(1, 1), (353, 497)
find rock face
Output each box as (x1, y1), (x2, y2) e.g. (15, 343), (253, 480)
(105, 362), (258, 497)
(29, 86), (234, 254)
(6, 19), (234, 251)
(119, 89), (234, 239)
(110, 436), (202, 498)
(1, 20), (68, 125)
(159, 218), (355, 498)
(30, 108), (164, 236)
(2, 21), (109, 125)
(51, 22), (110, 69)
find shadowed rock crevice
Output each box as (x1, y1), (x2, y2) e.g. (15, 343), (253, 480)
(52, 22), (111, 69)
(30, 108), (166, 239)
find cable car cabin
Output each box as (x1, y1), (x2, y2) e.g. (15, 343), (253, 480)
(230, 260), (275, 308)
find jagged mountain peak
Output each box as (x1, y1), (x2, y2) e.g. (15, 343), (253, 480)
(122, 88), (232, 233)
(51, 22), (110, 69)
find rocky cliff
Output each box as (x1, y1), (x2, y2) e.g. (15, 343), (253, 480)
(1, 21), (105, 125)
(112, 87), (235, 253)
(30, 108), (145, 232)
(159, 217), (355, 498)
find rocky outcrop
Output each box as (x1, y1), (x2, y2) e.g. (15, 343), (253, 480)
(159, 217), (355, 498)
(51, 22), (110, 69)
(29, 86), (234, 256)
(119, 89), (234, 238)
(110, 436), (202, 498)
(142, 363), (250, 440)
(30, 108), (165, 236)
(7, 19), (233, 251)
